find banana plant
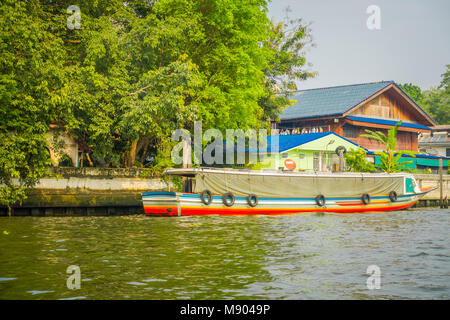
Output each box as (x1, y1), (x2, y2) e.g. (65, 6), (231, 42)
(361, 121), (416, 173)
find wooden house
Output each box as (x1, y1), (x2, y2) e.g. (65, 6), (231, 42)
(273, 81), (436, 152)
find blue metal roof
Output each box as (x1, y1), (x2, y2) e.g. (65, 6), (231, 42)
(248, 131), (361, 153)
(346, 116), (431, 130)
(279, 81), (394, 121)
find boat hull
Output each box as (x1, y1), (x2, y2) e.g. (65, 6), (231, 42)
(142, 187), (436, 216)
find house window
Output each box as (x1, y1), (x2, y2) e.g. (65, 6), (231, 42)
(298, 153), (305, 159)
(281, 152), (288, 158)
(343, 125), (358, 138)
(313, 152), (320, 171)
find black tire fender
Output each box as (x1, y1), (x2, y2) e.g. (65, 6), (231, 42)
(247, 194), (258, 207)
(222, 192), (235, 207)
(389, 191), (398, 202)
(315, 194), (326, 207)
(200, 190), (213, 205)
(362, 193), (371, 205)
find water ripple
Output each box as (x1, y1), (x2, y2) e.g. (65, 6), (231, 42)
(0, 209), (449, 299)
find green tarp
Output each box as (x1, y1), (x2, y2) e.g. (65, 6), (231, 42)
(193, 172), (405, 198)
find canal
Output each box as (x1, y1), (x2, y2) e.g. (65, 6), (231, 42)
(0, 209), (449, 299)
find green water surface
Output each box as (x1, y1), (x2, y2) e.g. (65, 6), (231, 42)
(0, 209), (449, 299)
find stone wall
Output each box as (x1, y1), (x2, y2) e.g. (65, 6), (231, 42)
(0, 168), (168, 216)
(414, 174), (449, 199)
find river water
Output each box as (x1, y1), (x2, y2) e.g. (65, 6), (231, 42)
(0, 208), (449, 300)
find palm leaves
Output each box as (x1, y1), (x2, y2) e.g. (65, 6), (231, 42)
(361, 121), (416, 173)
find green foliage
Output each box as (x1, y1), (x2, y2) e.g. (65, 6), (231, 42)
(398, 65), (450, 125)
(0, 132), (52, 207)
(361, 121), (416, 173)
(259, 13), (316, 121)
(0, 1), (60, 207)
(398, 83), (423, 102)
(419, 66), (450, 124)
(0, 0), (314, 205)
(344, 148), (376, 172)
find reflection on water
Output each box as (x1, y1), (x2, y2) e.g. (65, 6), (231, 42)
(0, 209), (449, 299)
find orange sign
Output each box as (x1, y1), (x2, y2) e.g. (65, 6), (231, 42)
(284, 159), (296, 171)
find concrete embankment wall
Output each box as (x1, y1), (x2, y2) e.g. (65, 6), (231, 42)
(1, 168), (168, 216)
(1, 169), (448, 216)
(413, 174), (449, 208)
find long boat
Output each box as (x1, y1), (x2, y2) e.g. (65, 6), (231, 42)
(142, 168), (437, 216)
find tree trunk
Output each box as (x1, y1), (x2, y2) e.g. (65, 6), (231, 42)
(128, 139), (138, 167)
(139, 141), (150, 163)
(86, 153), (94, 167)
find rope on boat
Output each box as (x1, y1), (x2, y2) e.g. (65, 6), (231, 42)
(248, 170), (252, 195)
(314, 170), (321, 196)
(225, 171), (229, 193)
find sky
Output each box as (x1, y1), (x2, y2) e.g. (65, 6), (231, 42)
(268, 0), (450, 90)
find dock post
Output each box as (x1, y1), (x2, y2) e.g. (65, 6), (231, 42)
(439, 159), (443, 208)
(338, 151), (344, 172)
(182, 137), (192, 192)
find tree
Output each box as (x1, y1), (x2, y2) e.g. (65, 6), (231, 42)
(398, 65), (450, 125)
(344, 148), (376, 172)
(119, 0), (315, 168)
(419, 65), (450, 125)
(361, 121), (416, 173)
(259, 12), (316, 122)
(398, 83), (423, 102)
(0, 0), (63, 209)
(0, 0), (315, 209)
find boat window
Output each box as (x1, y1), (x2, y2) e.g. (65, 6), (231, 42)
(405, 178), (415, 193)
(411, 178), (418, 190)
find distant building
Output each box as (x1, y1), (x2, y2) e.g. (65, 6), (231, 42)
(46, 124), (79, 167)
(419, 125), (450, 158)
(273, 81), (436, 152)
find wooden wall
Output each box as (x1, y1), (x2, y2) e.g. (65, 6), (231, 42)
(344, 128), (418, 151)
(351, 91), (418, 123)
(276, 119), (419, 151)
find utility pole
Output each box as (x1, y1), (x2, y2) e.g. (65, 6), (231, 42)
(439, 158), (443, 208)
(182, 137), (192, 192)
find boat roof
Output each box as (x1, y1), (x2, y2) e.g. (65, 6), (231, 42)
(164, 167), (413, 178)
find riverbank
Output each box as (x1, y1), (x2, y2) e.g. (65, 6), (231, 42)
(0, 168), (167, 216)
(1, 168), (448, 216)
